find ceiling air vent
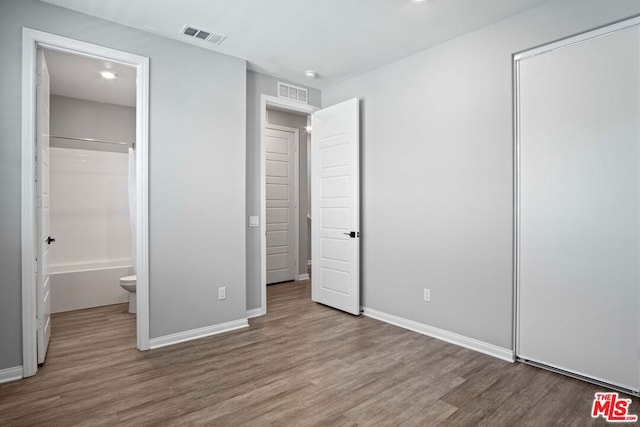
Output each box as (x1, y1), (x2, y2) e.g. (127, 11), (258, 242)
(180, 25), (227, 46)
(277, 82), (308, 104)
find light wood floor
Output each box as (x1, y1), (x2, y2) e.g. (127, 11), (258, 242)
(0, 280), (633, 426)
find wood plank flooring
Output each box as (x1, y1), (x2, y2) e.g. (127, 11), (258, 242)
(0, 280), (634, 426)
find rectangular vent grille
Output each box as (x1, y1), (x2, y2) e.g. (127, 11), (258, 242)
(180, 25), (227, 45)
(277, 82), (308, 104)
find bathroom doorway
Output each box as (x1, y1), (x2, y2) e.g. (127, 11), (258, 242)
(21, 29), (150, 378)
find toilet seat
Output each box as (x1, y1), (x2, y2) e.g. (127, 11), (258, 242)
(120, 275), (136, 284)
(120, 275), (137, 314)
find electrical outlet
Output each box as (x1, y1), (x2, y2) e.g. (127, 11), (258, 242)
(218, 286), (226, 300)
(423, 288), (431, 302)
(249, 216), (259, 227)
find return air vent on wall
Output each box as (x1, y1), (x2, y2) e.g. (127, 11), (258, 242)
(180, 25), (227, 45)
(277, 82), (308, 104)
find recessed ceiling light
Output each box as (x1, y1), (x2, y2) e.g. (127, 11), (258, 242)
(305, 70), (317, 79)
(100, 71), (117, 80)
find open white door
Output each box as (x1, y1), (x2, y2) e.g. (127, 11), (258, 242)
(311, 98), (360, 315)
(36, 49), (52, 364)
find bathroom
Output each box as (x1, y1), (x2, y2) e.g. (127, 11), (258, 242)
(45, 48), (138, 318)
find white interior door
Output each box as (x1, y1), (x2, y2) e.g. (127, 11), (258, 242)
(311, 98), (360, 315)
(36, 48), (52, 364)
(516, 25), (640, 392)
(266, 126), (297, 284)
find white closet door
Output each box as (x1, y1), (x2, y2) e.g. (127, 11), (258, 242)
(265, 127), (297, 284)
(517, 25), (640, 392)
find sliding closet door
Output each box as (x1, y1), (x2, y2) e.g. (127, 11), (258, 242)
(517, 24), (640, 392)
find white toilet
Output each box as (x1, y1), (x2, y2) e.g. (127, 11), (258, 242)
(120, 275), (137, 313)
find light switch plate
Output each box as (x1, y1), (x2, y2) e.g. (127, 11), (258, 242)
(249, 216), (259, 227)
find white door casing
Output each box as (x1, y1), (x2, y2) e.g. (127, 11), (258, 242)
(36, 48), (52, 364)
(22, 29), (150, 378)
(311, 98), (360, 315)
(265, 126), (298, 284)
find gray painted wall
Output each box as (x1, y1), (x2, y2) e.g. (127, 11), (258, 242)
(266, 108), (311, 274)
(322, 0), (640, 350)
(0, 0), (246, 370)
(50, 95), (135, 153)
(246, 70), (320, 310)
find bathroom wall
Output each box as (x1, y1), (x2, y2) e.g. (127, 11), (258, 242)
(49, 95), (134, 313)
(50, 95), (135, 153)
(50, 148), (132, 270)
(266, 108), (311, 276)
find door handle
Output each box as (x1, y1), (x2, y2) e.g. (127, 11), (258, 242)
(46, 236), (56, 245)
(343, 231), (359, 238)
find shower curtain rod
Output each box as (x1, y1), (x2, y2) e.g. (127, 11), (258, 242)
(49, 135), (135, 148)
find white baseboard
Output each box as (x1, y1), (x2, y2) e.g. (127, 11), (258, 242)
(149, 319), (249, 350)
(362, 307), (514, 363)
(0, 366), (23, 384)
(295, 273), (310, 281)
(246, 308), (264, 319)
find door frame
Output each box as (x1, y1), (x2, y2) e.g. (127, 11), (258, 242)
(259, 95), (318, 315)
(265, 123), (300, 285)
(21, 28), (151, 377)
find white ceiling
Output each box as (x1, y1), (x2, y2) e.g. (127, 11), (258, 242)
(44, 48), (136, 107)
(40, 0), (551, 89)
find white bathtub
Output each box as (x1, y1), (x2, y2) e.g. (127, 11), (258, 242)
(50, 259), (133, 313)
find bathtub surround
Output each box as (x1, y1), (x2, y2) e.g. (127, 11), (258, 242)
(50, 266), (132, 313)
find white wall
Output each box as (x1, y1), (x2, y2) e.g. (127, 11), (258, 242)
(0, 0), (246, 370)
(322, 0), (640, 350)
(50, 148), (131, 270)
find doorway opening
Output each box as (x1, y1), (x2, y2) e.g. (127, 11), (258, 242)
(265, 109), (310, 286)
(259, 96), (317, 314)
(21, 29), (150, 378)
